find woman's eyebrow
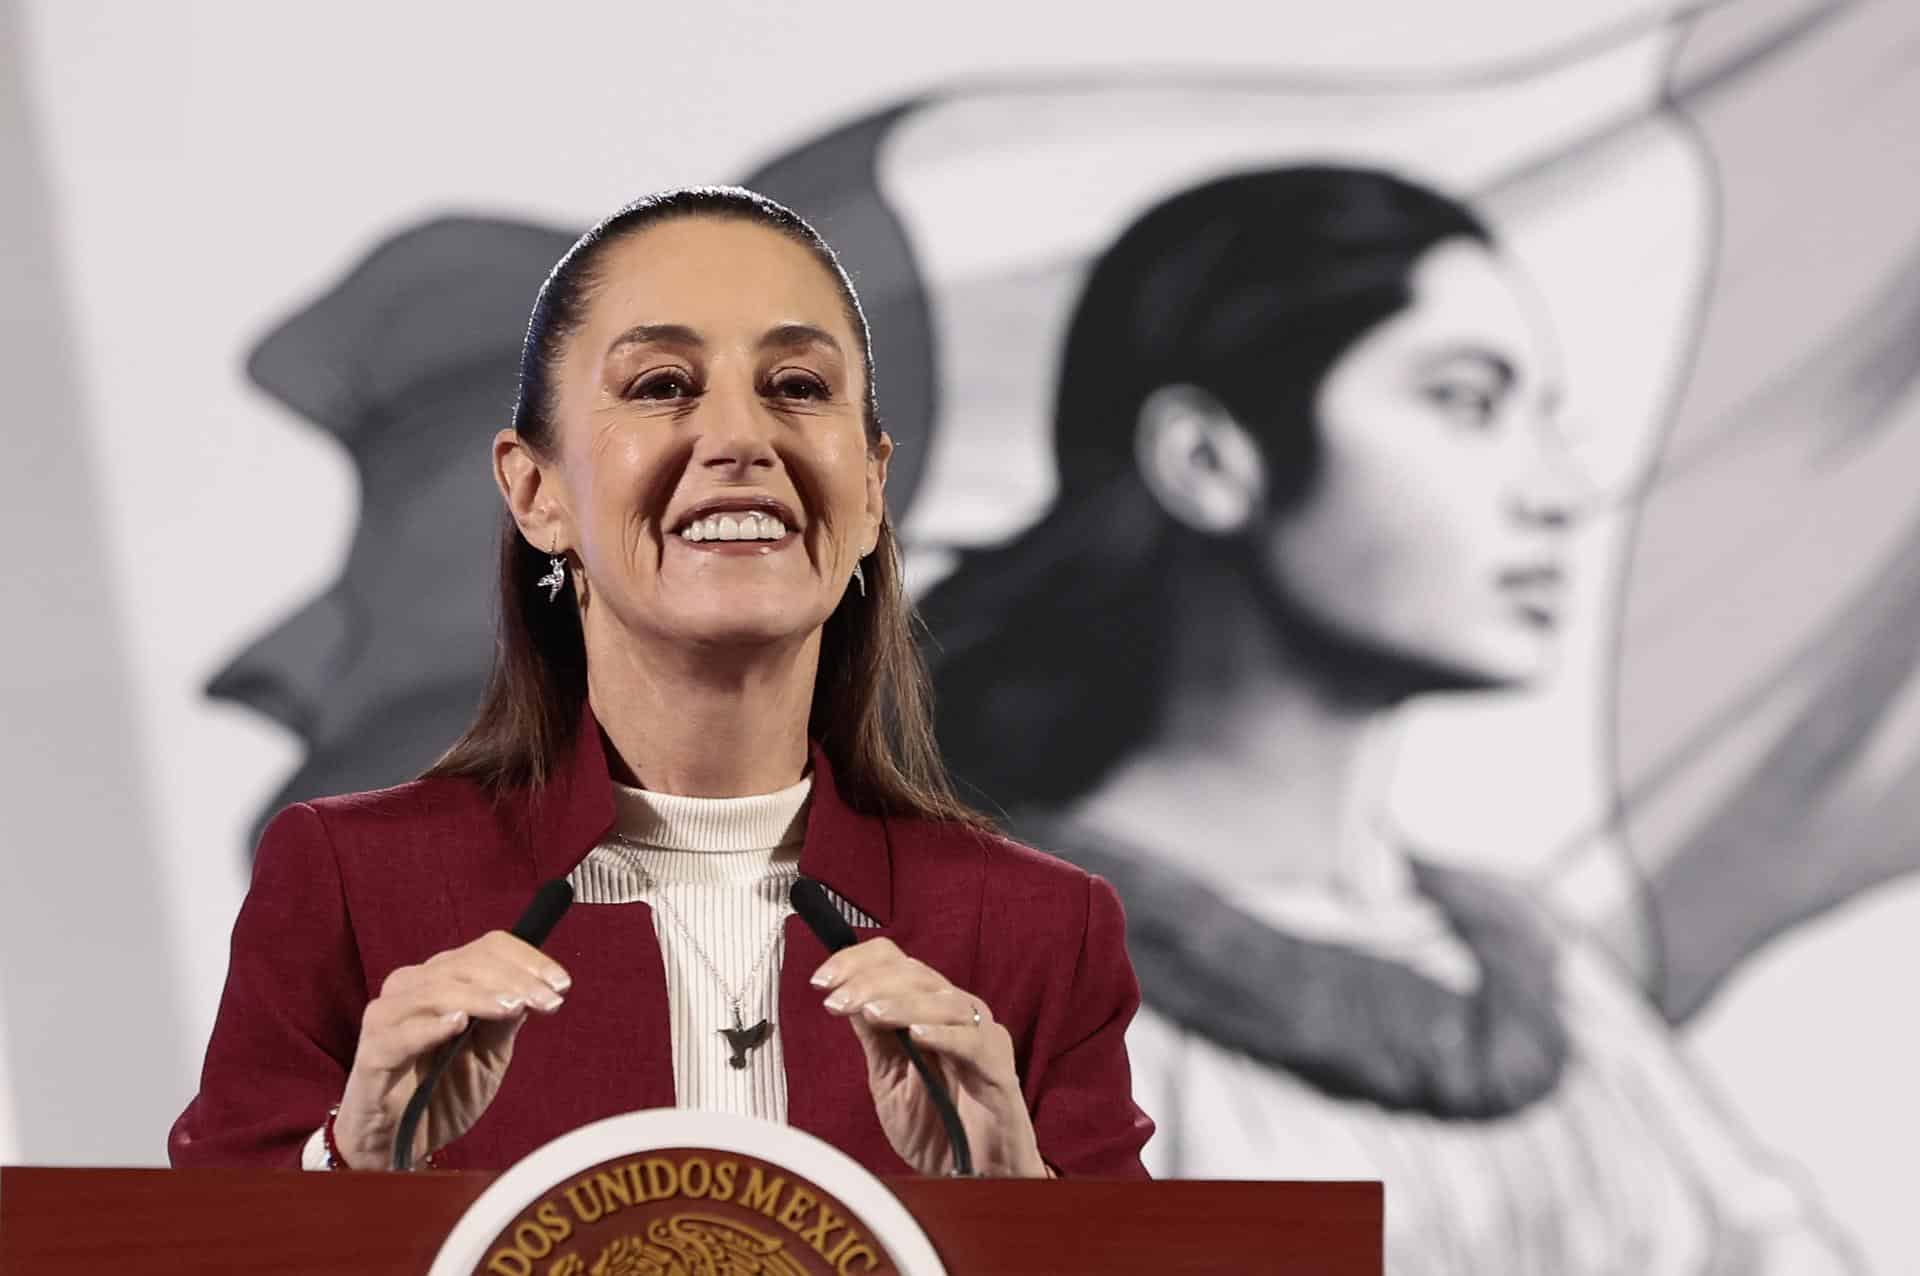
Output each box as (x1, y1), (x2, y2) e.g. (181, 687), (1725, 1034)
(759, 323), (843, 358)
(605, 323), (703, 357)
(1419, 345), (1515, 389)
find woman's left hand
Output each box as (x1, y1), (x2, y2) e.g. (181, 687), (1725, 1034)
(812, 938), (1048, 1178)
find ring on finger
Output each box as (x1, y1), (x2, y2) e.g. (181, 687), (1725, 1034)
(970, 1002), (982, 1029)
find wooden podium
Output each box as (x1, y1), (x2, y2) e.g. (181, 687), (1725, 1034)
(1, 1167), (1380, 1274)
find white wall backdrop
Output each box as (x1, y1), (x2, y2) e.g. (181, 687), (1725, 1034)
(5, 1), (1916, 1271)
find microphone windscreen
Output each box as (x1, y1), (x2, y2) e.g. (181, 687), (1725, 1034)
(511, 879), (575, 948)
(789, 878), (857, 953)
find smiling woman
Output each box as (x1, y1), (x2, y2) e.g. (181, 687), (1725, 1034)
(438, 192), (923, 807)
(169, 187), (1154, 1181)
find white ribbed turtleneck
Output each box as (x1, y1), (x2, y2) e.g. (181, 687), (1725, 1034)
(568, 774), (877, 1121)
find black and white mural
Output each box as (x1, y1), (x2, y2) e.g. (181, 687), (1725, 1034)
(8, 1), (1917, 1270)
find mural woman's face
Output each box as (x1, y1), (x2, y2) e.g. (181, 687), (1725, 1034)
(510, 217), (890, 656)
(1265, 237), (1573, 687)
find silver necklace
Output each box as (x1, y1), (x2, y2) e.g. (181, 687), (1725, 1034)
(612, 837), (788, 1070)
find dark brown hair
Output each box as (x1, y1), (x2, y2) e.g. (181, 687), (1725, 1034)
(427, 186), (983, 827)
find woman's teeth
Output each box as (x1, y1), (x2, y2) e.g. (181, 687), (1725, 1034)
(679, 511), (789, 543)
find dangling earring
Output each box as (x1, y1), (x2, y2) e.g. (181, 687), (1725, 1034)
(851, 560), (866, 598)
(537, 535), (567, 602)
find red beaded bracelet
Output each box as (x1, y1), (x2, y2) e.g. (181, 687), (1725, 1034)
(321, 1105), (348, 1170)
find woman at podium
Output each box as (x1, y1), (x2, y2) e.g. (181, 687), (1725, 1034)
(170, 187), (1153, 1178)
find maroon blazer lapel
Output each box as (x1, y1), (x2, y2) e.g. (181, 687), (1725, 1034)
(793, 743), (893, 926)
(778, 913), (903, 1169)
(779, 744), (906, 1167)
(450, 707), (681, 1163)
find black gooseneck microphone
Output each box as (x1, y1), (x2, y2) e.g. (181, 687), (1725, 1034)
(391, 879), (575, 1171)
(789, 878), (975, 1177)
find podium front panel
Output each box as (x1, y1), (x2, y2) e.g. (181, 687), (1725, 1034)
(0, 1167), (1381, 1274)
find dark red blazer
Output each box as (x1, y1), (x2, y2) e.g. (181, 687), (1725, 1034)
(169, 711), (1153, 1177)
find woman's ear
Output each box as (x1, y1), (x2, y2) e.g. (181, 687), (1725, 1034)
(492, 428), (571, 552)
(862, 431), (895, 555)
(1133, 384), (1267, 534)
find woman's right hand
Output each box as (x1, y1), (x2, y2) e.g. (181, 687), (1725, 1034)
(332, 931), (571, 1169)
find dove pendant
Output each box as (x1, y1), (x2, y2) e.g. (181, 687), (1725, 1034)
(720, 1000), (771, 1070)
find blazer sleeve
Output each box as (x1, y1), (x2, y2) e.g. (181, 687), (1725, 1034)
(1022, 873), (1155, 1178)
(169, 803), (367, 1167)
